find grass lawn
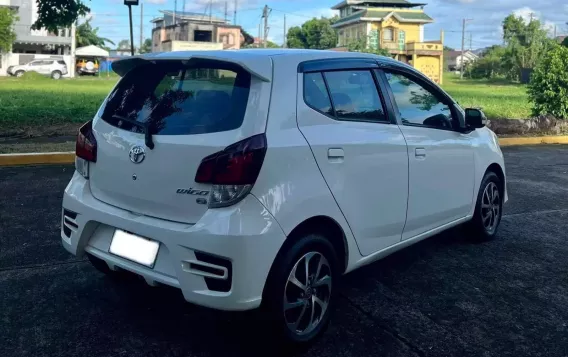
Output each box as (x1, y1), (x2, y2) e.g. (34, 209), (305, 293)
(0, 71), (532, 138)
(442, 73), (531, 120)
(0, 74), (115, 136)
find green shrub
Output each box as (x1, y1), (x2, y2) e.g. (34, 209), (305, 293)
(528, 45), (568, 119)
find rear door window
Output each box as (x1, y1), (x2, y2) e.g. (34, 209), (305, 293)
(99, 62), (251, 135)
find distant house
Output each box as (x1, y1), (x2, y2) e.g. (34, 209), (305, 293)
(151, 10), (251, 52)
(1, 0), (72, 76)
(330, 0), (445, 84)
(445, 50), (478, 71)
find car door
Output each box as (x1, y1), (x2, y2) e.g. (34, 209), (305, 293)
(296, 61), (409, 256)
(39, 60), (53, 74)
(28, 60), (43, 73)
(377, 67), (475, 241)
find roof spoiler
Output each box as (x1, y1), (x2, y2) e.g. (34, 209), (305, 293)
(112, 54), (271, 82)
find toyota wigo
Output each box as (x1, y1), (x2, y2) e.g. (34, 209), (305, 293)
(61, 49), (507, 344)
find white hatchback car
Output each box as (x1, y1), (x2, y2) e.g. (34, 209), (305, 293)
(62, 49), (507, 344)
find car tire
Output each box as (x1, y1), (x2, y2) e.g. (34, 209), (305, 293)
(15, 70), (24, 78)
(51, 70), (62, 80)
(468, 171), (503, 240)
(262, 234), (339, 345)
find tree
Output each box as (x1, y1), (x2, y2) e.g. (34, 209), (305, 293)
(286, 17), (337, 49)
(32, 0), (91, 32)
(76, 19), (114, 47)
(118, 39), (131, 49)
(562, 37), (568, 48)
(347, 37), (390, 56)
(501, 14), (554, 81)
(443, 46), (455, 51)
(528, 45), (568, 119)
(0, 7), (18, 53)
(286, 26), (306, 48)
(469, 45), (510, 79)
(302, 17), (337, 49)
(140, 38), (152, 53)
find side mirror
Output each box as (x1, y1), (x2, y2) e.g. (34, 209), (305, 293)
(465, 108), (486, 129)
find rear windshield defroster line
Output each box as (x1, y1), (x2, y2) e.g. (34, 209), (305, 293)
(98, 60), (252, 138)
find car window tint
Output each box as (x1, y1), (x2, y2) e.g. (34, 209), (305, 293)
(384, 71), (454, 130)
(98, 62), (251, 135)
(43, 60), (54, 65)
(57, 60), (66, 65)
(304, 72), (333, 116)
(323, 70), (387, 122)
(30, 61), (42, 66)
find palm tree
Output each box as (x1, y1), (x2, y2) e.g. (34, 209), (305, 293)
(76, 19), (115, 48)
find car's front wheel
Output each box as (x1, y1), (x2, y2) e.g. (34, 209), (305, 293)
(263, 234), (339, 345)
(469, 171), (503, 240)
(15, 70), (24, 78)
(51, 70), (62, 80)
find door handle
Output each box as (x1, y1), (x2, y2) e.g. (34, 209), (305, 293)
(328, 148), (344, 163)
(415, 148), (426, 158)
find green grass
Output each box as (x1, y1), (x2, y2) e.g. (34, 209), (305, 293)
(442, 73), (531, 120)
(0, 75), (115, 135)
(0, 72), (532, 138)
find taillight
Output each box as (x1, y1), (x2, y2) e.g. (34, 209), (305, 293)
(195, 134), (267, 208)
(75, 120), (97, 179)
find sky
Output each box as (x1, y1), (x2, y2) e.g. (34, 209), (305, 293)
(87, 0), (568, 50)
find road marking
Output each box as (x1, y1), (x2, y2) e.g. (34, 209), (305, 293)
(502, 208), (568, 219)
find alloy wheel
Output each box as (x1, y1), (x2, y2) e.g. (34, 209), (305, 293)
(481, 182), (501, 233)
(283, 251), (332, 336)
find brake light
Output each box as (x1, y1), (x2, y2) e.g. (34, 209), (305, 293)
(195, 134), (267, 208)
(75, 120), (97, 179)
(76, 120), (97, 162)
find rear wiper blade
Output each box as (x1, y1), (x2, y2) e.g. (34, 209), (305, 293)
(111, 115), (155, 150)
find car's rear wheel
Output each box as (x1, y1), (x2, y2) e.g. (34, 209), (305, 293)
(51, 70), (62, 80)
(469, 171), (503, 240)
(15, 70), (24, 78)
(263, 234), (339, 345)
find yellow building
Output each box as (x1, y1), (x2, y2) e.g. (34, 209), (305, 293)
(331, 0), (444, 84)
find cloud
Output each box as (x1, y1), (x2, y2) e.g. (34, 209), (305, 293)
(422, 0), (568, 49)
(146, 0), (167, 3)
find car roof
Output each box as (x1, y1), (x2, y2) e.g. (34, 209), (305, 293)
(113, 49), (405, 81)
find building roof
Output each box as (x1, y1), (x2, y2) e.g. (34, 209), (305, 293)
(445, 50), (478, 60)
(332, 0), (426, 10)
(151, 10), (227, 24)
(332, 9), (433, 27)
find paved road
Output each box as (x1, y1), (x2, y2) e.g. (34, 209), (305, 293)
(2, 145), (568, 357)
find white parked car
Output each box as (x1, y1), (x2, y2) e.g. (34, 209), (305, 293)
(61, 49), (507, 344)
(7, 58), (68, 79)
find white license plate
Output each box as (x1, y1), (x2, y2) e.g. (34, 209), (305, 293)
(109, 230), (159, 267)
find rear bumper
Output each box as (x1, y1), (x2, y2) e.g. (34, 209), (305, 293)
(62, 172), (286, 311)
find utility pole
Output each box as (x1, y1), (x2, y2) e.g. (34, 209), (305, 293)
(140, 2), (143, 53)
(258, 22), (262, 48)
(174, 0), (177, 26)
(224, 1), (228, 22)
(70, 20), (76, 78)
(554, 25), (557, 38)
(262, 5), (271, 48)
(233, 0), (237, 24)
(209, 0), (213, 23)
(469, 32), (472, 50)
(283, 14), (287, 48)
(461, 18), (473, 79)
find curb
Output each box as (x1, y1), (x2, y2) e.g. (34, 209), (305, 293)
(498, 135), (568, 146)
(0, 152), (74, 166)
(0, 136), (567, 166)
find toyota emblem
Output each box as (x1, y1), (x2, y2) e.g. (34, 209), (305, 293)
(129, 146), (145, 164)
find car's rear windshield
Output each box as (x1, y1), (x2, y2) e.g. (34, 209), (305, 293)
(98, 61), (251, 135)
